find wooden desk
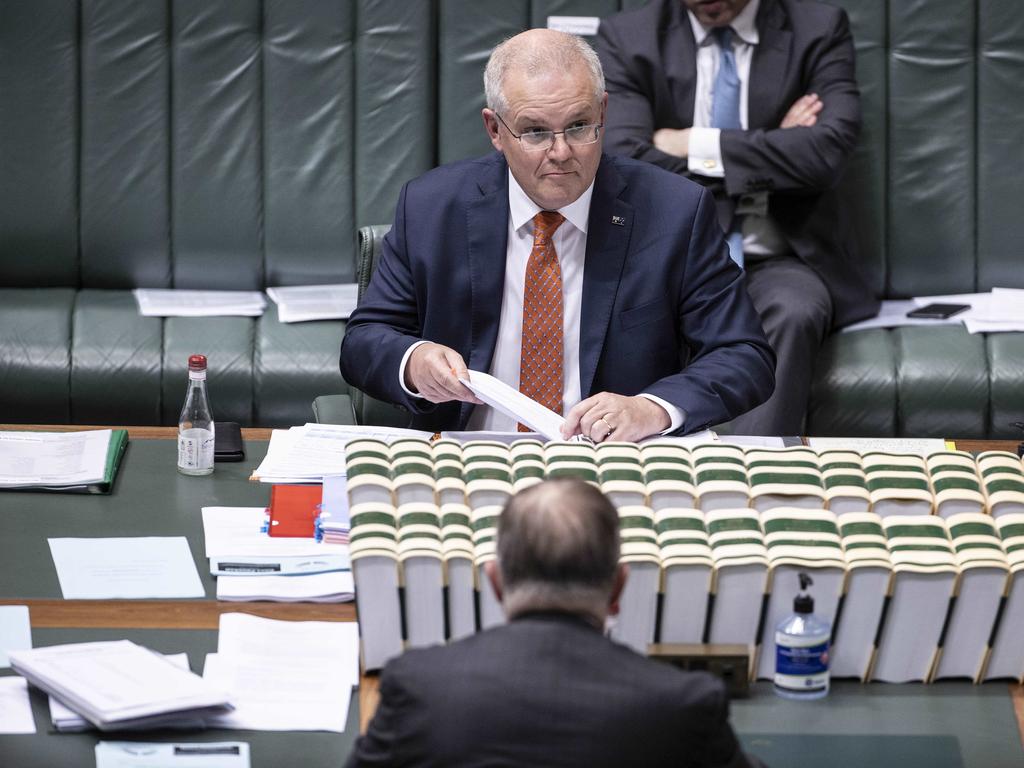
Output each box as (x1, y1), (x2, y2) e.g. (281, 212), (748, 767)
(1, 427), (1021, 746)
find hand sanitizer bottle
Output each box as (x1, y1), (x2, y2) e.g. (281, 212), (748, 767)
(177, 354), (215, 476)
(774, 572), (830, 700)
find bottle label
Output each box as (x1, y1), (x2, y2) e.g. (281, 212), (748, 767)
(774, 633), (829, 692)
(178, 429), (215, 470)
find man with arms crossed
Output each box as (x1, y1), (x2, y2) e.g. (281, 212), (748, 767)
(597, 0), (877, 435)
(346, 479), (764, 768)
(340, 29), (774, 442)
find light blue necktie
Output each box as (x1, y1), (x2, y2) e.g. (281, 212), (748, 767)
(710, 27), (744, 269)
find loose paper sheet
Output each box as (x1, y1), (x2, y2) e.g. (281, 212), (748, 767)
(0, 605), (32, 668)
(0, 429), (111, 487)
(0, 677), (36, 734)
(266, 284), (359, 322)
(807, 436), (951, 456)
(133, 289), (265, 317)
(215, 571), (354, 603)
(48, 537), (205, 599)
(201, 507), (347, 558)
(96, 741), (250, 768)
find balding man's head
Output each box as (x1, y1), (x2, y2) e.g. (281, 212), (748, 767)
(483, 28), (605, 115)
(493, 479), (623, 623)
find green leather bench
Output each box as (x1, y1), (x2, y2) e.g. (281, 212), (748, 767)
(3, 1), (1022, 436)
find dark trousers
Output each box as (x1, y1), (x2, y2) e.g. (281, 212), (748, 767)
(726, 255), (832, 436)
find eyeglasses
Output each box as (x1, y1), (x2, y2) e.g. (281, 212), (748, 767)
(494, 112), (603, 152)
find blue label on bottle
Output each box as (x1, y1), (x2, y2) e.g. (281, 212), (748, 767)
(776, 639), (829, 676)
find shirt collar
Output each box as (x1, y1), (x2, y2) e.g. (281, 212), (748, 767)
(508, 169), (595, 235)
(687, 0), (761, 47)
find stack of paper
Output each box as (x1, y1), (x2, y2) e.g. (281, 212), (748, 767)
(9, 640), (232, 730)
(250, 423), (434, 484)
(48, 653), (192, 732)
(266, 284), (359, 322)
(96, 742), (250, 768)
(133, 289), (266, 317)
(202, 614), (359, 732)
(0, 429), (128, 493)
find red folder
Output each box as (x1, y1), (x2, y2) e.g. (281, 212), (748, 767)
(267, 484), (323, 538)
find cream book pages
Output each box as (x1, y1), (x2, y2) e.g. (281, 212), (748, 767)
(862, 452), (934, 516)
(472, 503), (505, 631)
(642, 443), (696, 511)
(754, 509), (845, 680)
(870, 516), (957, 683)
(348, 502), (402, 672)
(932, 513), (1009, 682)
(440, 502), (475, 642)
(610, 505), (661, 653)
(926, 451), (986, 518)
(397, 501), (445, 649)
(977, 451), (1024, 517)
(745, 447), (826, 512)
(705, 509), (768, 649)
(982, 514), (1024, 682)
(818, 450), (871, 515)
(830, 512), (892, 680)
(656, 508), (713, 644)
(693, 445), (750, 511)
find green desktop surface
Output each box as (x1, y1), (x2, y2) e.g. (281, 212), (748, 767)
(0, 627), (358, 768)
(0, 439), (272, 599)
(734, 681), (1022, 767)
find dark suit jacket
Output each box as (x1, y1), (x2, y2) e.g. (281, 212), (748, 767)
(596, 0), (879, 328)
(345, 612), (764, 768)
(339, 152), (774, 433)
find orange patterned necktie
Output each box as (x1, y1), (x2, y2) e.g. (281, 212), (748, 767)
(519, 211), (565, 431)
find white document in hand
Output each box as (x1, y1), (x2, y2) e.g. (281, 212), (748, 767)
(459, 370), (580, 442)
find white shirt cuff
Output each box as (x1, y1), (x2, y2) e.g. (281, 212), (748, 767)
(398, 340), (431, 398)
(687, 127), (725, 178)
(637, 393), (686, 435)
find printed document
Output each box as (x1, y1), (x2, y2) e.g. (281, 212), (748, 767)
(96, 741), (250, 768)
(201, 507), (347, 559)
(215, 571), (354, 603)
(133, 289), (265, 317)
(0, 604), (31, 668)
(48, 537), (205, 599)
(0, 677), (36, 734)
(807, 436), (951, 455)
(0, 429), (111, 488)
(266, 283), (359, 322)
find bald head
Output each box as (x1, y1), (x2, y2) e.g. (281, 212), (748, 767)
(495, 479), (621, 621)
(484, 28), (605, 115)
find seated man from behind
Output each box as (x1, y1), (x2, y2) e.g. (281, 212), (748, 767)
(597, 0), (878, 435)
(340, 28), (774, 443)
(346, 478), (764, 768)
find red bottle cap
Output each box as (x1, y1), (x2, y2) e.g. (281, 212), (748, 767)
(188, 354), (208, 371)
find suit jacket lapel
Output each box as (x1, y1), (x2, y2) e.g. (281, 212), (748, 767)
(462, 155), (509, 427)
(579, 157), (632, 399)
(748, 0), (792, 129)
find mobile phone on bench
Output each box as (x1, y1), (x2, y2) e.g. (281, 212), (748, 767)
(906, 303), (970, 320)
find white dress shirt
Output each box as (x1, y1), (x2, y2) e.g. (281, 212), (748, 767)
(685, 0), (787, 257)
(400, 170), (684, 434)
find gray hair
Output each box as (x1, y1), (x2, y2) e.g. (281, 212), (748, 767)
(484, 29), (605, 115)
(497, 479), (620, 619)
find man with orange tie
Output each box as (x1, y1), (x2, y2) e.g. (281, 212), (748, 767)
(340, 28), (774, 443)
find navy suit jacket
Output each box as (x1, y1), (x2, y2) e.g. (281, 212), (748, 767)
(597, 0), (879, 328)
(345, 612), (764, 768)
(340, 151), (774, 434)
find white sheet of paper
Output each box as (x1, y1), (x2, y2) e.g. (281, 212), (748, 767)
(716, 434), (787, 448)
(640, 429), (719, 446)
(0, 677), (36, 733)
(0, 429), (111, 487)
(201, 507), (347, 558)
(806, 436), (950, 456)
(133, 289), (265, 317)
(216, 571), (354, 603)
(48, 537), (205, 599)
(840, 300), (965, 333)
(0, 605), (32, 668)
(321, 474), (349, 526)
(49, 653), (191, 731)
(96, 741), (250, 768)
(546, 15), (601, 35)
(266, 283), (359, 322)
(202, 653), (351, 732)
(460, 371), (573, 441)
(217, 613), (359, 686)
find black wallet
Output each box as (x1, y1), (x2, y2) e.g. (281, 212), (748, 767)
(214, 421), (245, 462)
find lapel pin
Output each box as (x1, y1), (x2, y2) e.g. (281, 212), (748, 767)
(611, 215), (625, 226)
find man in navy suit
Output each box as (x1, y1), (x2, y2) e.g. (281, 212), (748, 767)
(596, 0), (877, 434)
(345, 479), (765, 767)
(340, 28), (773, 441)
